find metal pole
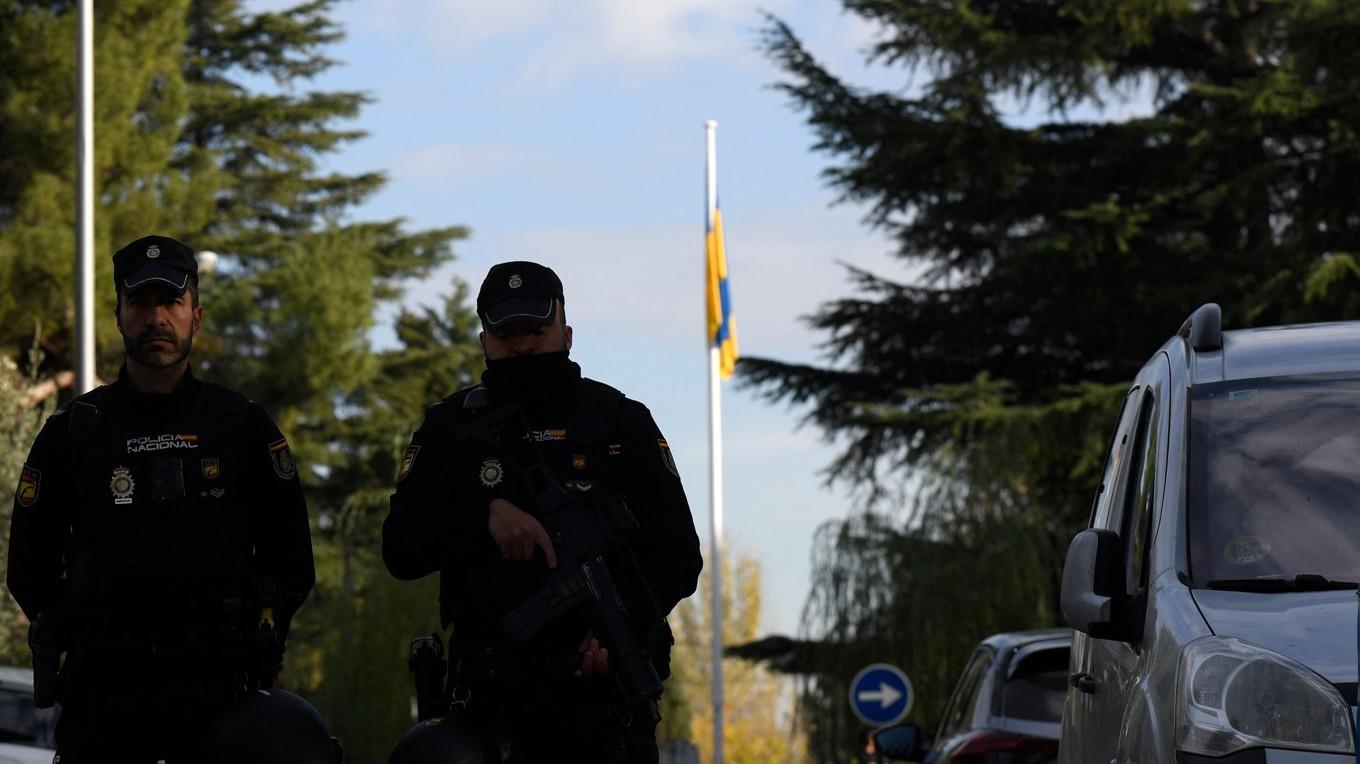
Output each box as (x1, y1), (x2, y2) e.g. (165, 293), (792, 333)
(75, 0), (95, 392)
(705, 119), (725, 764)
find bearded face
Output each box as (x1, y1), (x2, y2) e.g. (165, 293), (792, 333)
(117, 287), (200, 370)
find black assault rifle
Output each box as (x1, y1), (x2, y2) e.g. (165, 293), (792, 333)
(456, 403), (664, 726)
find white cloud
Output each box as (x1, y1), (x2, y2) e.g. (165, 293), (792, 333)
(411, 201), (910, 361)
(387, 143), (540, 182)
(356, 0), (791, 85)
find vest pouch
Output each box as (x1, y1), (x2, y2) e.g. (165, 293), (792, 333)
(149, 456), (186, 503)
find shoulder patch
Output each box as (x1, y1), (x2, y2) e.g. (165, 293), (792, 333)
(268, 438), (297, 480)
(397, 444), (420, 482)
(658, 440), (679, 478)
(16, 465), (40, 507)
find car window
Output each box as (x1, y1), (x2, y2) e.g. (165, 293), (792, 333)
(999, 645), (1069, 724)
(1188, 372), (1360, 584)
(936, 647), (994, 740)
(0, 685), (56, 748)
(1090, 388), (1141, 531)
(1119, 390), (1159, 592)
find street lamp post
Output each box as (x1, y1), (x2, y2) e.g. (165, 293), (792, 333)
(74, 0), (95, 393)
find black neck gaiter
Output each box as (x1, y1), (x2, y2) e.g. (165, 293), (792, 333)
(482, 351), (579, 408)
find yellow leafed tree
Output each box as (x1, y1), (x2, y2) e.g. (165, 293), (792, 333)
(671, 548), (807, 763)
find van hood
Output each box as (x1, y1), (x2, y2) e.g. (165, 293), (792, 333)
(1192, 588), (1357, 685)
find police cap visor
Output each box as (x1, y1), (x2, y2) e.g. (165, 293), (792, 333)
(122, 262), (191, 294)
(481, 297), (557, 329)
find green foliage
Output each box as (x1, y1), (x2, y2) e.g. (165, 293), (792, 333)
(791, 513), (1059, 756)
(754, 0), (1360, 757)
(0, 340), (56, 665)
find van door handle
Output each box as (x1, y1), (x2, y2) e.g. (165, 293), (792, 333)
(1070, 672), (1098, 694)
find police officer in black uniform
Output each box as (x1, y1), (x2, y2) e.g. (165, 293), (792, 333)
(383, 261), (703, 763)
(7, 235), (317, 762)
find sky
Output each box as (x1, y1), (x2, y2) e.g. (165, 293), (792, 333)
(255, 0), (918, 636)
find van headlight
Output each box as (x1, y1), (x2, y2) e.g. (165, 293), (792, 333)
(1177, 636), (1354, 755)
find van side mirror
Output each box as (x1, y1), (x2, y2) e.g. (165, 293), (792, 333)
(873, 723), (924, 762)
(1061, 529), (1136, 642)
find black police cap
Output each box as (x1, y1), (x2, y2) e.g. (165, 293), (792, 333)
(476, 261), (564, 329)
(112, 235), (198, 294)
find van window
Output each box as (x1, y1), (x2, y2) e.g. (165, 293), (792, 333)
(1121, 390), (1159, 592)
(1188, 372), (1360, 585)
(1091, 388), (1141, 531)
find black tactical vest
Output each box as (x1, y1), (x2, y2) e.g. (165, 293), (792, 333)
(65, 382), (253, 647)
(437, 381), (627, 627)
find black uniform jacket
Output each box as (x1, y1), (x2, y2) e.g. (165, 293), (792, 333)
(6, 367), (315, 649)
(382, 363), (703, 666)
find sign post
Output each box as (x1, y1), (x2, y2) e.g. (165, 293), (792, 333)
(849, 663), (914, 728)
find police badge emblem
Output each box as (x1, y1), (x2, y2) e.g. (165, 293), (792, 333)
(201, 458), (221, 480)
(479, 458), (504, 488)
(110, 466), (135, 505)
(268, 438), (297, 480)
(508, 274), (523, 288)
(572, 454), (587, 470)
(397, 445), (420, 482)
(16, 465), (40, 507)
(146, 244), (161, 259)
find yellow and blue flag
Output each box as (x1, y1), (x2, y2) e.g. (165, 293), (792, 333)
(706, 199), (738, 379)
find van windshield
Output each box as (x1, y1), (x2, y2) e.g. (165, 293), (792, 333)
(1188, 373), (1360, 586)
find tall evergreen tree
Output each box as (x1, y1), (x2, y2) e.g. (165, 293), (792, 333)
(751, 1), (1360, 757)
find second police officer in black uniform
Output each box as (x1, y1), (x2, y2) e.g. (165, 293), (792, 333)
(6, 236), (319, 762)
(383, 261), (703, 763)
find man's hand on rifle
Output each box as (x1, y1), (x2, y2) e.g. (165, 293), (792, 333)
(576, 630), (610, 677)
(488, 498), (558, 567)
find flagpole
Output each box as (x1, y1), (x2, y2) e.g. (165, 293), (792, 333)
(75, 0), (95, 393)
(704, 118), (726, 764)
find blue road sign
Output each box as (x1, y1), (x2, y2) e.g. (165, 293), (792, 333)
(849, 663), (913, 727)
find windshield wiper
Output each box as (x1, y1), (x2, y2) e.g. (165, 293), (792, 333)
(1206, 574), (1359, 592)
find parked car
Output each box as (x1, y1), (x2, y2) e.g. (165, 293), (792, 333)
(871, 629), (1070, 763)
(0, 666), (57, 763)
(1059, 304), (1360, 763)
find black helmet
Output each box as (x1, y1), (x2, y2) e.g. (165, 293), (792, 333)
(388, 717), (498, 764)
(206, 689), (342, 764)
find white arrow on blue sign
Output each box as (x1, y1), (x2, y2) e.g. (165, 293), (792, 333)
(849, 663), (913, 727)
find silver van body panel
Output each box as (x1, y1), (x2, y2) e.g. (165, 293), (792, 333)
(1109, 572), (1212, 764)
(1218, 322), (1360, 381)
(1192, 589), (1359, 684)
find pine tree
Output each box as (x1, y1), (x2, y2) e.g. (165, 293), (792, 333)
(753, 1), (1360, 757)
(754, 0), (1360, 525)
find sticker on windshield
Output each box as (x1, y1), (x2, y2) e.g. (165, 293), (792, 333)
(1227, 389), (1258, 401)
(1223, 535), (1270, 565)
